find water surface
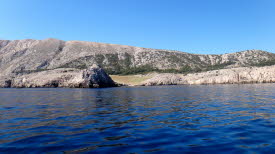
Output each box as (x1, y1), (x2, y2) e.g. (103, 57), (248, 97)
(0, 84), (274, 153)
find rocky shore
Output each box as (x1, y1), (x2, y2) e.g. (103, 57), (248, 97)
(0, 65), (117, 88)
(140, 65), (275, 86)
(0, 64), (274, 88)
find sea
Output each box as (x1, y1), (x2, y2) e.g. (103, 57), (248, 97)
(0, 84), (274, 153)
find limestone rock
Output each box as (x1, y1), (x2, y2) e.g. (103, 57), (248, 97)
(141, 73), (183, 86)
(0, 65), (116, 88)
(81, 64), (116, 88)
(141, 65), (275, 86)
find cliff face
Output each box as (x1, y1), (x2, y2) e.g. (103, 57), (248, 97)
(141, 65), (275, 86)
(0, 65), (117, 88)
(0, 38), (274, 78)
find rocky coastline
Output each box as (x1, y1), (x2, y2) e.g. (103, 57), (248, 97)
(0, 65), (117, 88)
(140, 65), (275, 86)
(0, 64), (274, 88)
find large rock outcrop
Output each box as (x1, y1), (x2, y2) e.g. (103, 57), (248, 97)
(141, 65), (275, 86)
(81, 64), (116, 88)
(0, 65), (116, 88)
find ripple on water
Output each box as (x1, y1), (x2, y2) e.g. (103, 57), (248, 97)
(0, 84), (274, 153)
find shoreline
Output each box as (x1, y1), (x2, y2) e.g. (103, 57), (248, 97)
(1, 83), (275, 90)
(1, 79), (274, 89)
(1, 65), (274, 88)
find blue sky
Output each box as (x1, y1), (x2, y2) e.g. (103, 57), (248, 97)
(0, 0), (274, 54)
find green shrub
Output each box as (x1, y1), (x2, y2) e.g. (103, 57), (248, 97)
(104, 65), (193, 75)
(205, 62), (235, 71)
(252, 59), (275, 67)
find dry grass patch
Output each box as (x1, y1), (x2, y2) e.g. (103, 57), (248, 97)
(110, 74), (155, 86)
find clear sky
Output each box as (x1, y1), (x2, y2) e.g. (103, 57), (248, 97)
(0, 0), (274, 54)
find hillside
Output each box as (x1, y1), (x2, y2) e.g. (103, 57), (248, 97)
(0, 38), (275, 78)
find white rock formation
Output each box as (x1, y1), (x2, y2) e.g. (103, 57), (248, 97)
(0, 65), (116, 88)
(141, 65), (275, 86)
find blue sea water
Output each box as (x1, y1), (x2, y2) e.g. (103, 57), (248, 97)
(0, 84), (274, 153)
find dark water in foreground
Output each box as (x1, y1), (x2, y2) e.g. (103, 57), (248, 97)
(0, 84), (274, 153)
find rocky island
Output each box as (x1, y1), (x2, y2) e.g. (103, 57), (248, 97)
(0, 38), (274, 88)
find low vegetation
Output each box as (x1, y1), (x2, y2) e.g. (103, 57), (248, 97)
(105, 62), (236, 75)
(252, 59), (275, 67)
(13, 68), (50, 75)
(204, 62), (235, 71)
(105, 65), (193, 75)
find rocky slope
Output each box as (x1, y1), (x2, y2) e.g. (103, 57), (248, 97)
(0, 65), (116, 88)
(0, 38), (275, 78)
(140, 65), (275, 86)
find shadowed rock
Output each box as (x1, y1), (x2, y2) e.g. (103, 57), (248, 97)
(4, 80), (12, 88)
(81, 64), (116, 88)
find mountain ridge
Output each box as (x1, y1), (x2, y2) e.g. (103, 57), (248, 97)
(1, 38), (273, 55)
